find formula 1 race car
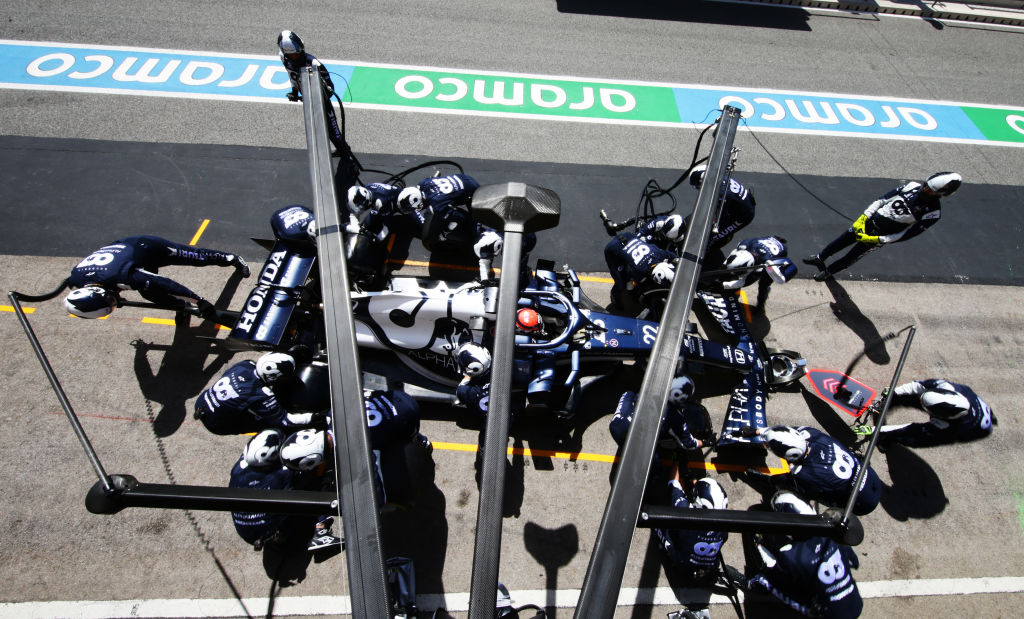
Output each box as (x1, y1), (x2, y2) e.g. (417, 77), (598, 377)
(223, 219), (806, 440)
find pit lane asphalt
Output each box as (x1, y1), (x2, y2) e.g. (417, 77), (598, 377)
(3, 254), (1024, 618)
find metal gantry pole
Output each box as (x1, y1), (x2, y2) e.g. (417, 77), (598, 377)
(301, 67), (392, 618)
(574, 107), (742, 619)
(467, 183), (561, 618)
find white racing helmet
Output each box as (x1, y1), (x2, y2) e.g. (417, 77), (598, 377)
(347, 186), (374, 215)
(667, 375), (695, 406)
(277, 30), (305, 57)
(243, 429), (285, 468)
(771, 490), (816, 515)
(722, 249), (756, 290)
(651, 261), (675, 286)
(762, 426), (808, 464)
(925, 172), (962, 197)
(255, 352), (296, 384)
(658, 215), (686, 243)
(920, 382), (970, 419)
(693, 478), (729, 510)
(397, 187), (424, 214)
(456, 342), (492, 377)
(64, 286), (116, 319)
(281, 429), (326, 471)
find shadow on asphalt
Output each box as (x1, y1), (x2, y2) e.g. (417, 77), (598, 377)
(130, 271), (244, 437)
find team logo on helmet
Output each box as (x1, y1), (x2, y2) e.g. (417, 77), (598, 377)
(658, 215), (686, 243)
(64, 286), (116, 319)
(281, 429), (326, 471)
(693, 478), (729, 510)
(397, 187), (424, 214)
(925, 172), (962, 197)
(347, 186), (374, 215)
(255, 352), (296, 384)
(763, 426), (808, 463)
(456, 342), (491, 377)
(667, 375), (695, 406)
(771, 490), (815, 515)
(244, 429), (285, 468)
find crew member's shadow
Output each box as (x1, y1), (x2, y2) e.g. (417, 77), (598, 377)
(824, 279), (890, 365)
(878, 442), (948, 521)
(131, 272), (243, 437)
(381, 442), (451, 602)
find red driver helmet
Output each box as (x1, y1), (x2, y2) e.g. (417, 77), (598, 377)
(516, 307), (542, 332)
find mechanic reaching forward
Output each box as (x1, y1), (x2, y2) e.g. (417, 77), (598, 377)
(64, 235), (248, 320)
(609, 374), (714, 454)
(865, 378), (996, 448)
(688, 164), (757, 256)
(655, 463), (730, 582)
(277, 30), (347, 155)
(603, 214), (686, 315)
(756, 425), (881, 516)
(712, 235), (798, 315)
(728, 491), (863, 618)
(804, 172), (961, 281)
(396, 173), (537, 280)
(229, 429), (316, 550)
(194, 353), (323, 435)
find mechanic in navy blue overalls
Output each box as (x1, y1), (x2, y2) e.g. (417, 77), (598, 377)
(688, 164), (757, 267)
(757, 425), (881, 516)
(872, 378), (996, 448)
(63, 235), (248, 319)
(728, 491), (863, 619)
(194, 352), (324, 435)
(603, 214), (686, 315)
(395, 174), (538, 281)
(712, 235), (798, 315)
(654, 463), (730, 587)
(803, 172), (961, 281)
(278, 30), (348, 156)
(229, 429), (314, 549)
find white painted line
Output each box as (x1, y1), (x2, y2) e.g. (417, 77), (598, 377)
(4, 577), (1024, 618)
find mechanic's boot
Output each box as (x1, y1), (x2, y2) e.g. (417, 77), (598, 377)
(802, 254), (825, 269)
(813, 269), (833, 282)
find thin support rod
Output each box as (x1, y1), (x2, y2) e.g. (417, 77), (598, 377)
(7, 291), (114, 493)
(841, 326), (916, 524)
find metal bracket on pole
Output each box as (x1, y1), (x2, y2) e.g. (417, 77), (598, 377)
(574, 107), (743, 619)
(301, 67), (392, 618)
(467, 182), (561, 618)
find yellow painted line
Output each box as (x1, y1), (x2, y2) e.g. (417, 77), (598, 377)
(1, 305), (35, 314)
(189, 219), (211, 246)
(430, 440), (789, 472)
(738, 289), (754, 323)
(579, 274), (614, 283)
(141, 316), (233, 329)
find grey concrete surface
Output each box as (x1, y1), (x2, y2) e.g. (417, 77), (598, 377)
(2, 255), (1023, 617)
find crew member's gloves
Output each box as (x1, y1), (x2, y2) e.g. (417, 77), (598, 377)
(851, 214), (882, 244)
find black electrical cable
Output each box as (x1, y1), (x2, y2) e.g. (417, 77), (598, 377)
(741, 118), (854, 221)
